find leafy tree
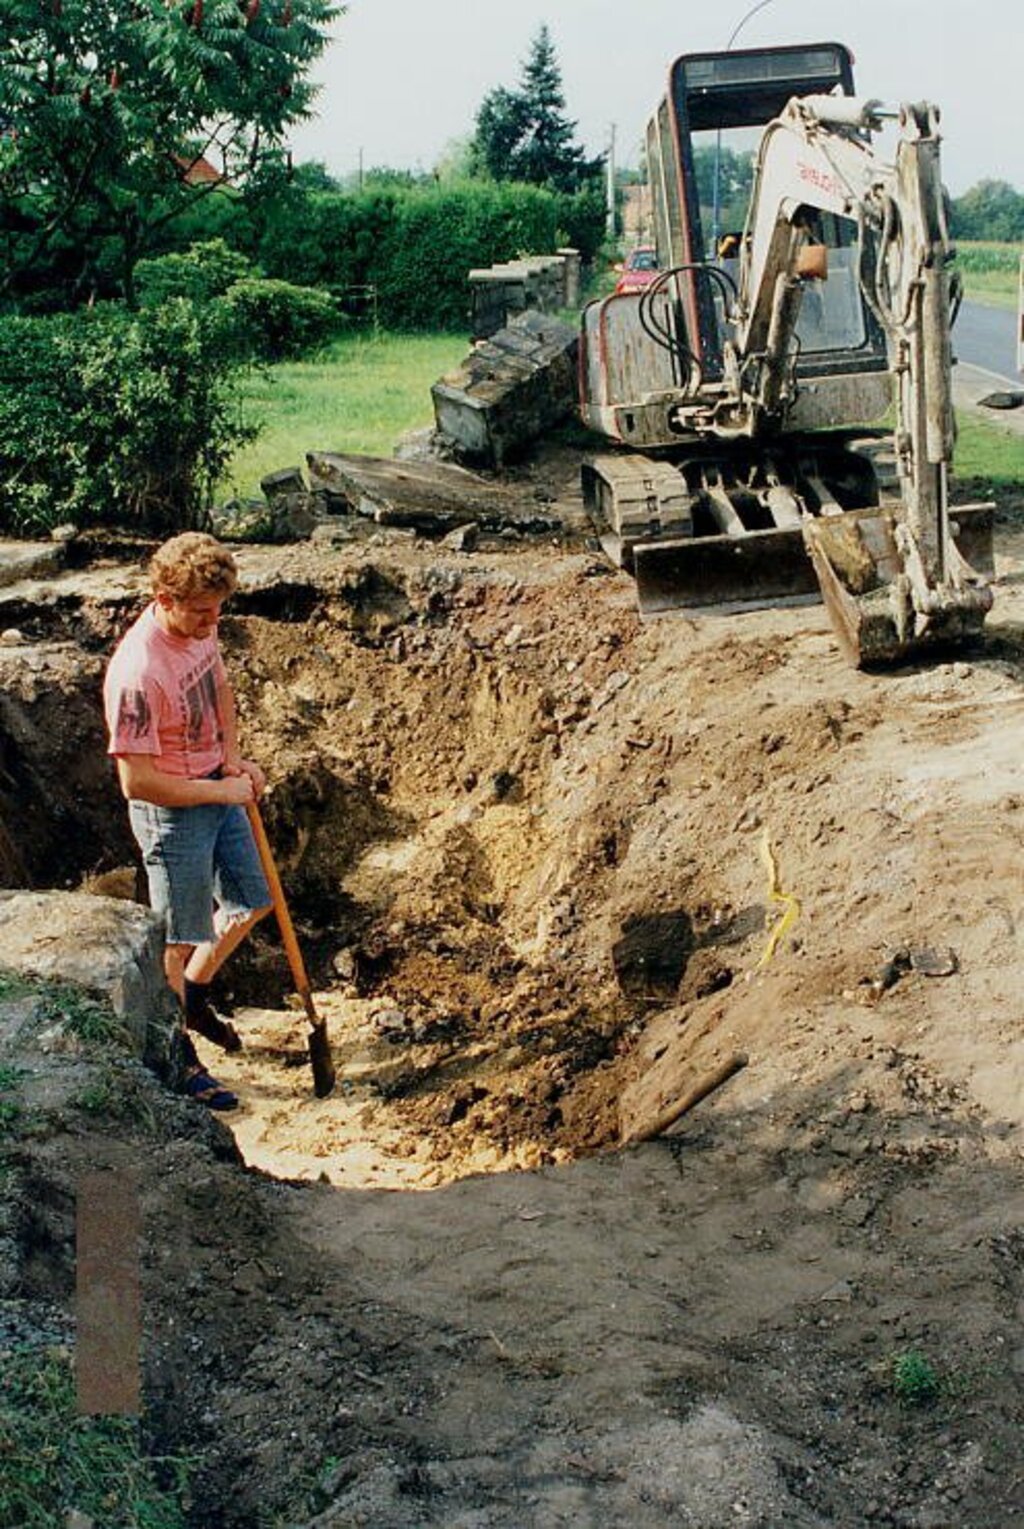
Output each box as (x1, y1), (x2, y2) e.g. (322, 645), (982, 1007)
(691, 145), (755, 238)
(0, 0), (342, 309)
(362, 166), (426, 189)
(288, 159), (344, 193)
(433, 136), (475, 185)
(950, 179), (1024, 242)
(470, 25), (602, 195)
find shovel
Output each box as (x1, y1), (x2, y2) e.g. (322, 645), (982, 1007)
(245, 802), (336, 1098)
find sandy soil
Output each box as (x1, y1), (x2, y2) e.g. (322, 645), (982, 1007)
(3, 436), (1024, 1526)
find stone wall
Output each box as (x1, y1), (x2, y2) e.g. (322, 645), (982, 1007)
(0, 891), (177, 1069)
(431, 310), (579, 468)
(468, 249), (580, 341)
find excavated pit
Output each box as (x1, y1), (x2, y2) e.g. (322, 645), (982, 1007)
(1, 535), (769, 1189)
(6, 502), (1024, 1195)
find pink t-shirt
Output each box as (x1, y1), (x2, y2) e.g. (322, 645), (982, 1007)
(104, 604), (227, 779)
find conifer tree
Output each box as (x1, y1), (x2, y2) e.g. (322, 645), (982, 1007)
(471, 25), (602, 195)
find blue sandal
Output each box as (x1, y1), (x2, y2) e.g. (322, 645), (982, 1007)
(184, 1067), (238, 1111)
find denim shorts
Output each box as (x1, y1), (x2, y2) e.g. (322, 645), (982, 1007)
(129, 799), (272, 946)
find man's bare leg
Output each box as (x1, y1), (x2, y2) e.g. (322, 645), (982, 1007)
(177, 906), (272, 1052)
(164, 943), (194, 1002)
(184, 905), (270, 986)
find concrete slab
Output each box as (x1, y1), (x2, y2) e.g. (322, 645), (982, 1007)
(0, 539), (65, 590)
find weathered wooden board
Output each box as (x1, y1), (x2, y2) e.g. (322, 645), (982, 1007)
(619, 1024), (748, 1145)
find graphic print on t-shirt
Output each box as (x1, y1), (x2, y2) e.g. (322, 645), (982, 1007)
(105, 606), (227, 775)
(185, 666), (221, 748)
(114, 688), (152, 743)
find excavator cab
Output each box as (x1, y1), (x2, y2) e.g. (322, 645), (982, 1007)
(579, 42), (993, 665)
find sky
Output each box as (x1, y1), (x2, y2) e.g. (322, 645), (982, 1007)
(287, 0), (1024, 196)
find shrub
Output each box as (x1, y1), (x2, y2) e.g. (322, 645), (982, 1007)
(891, 1349), (940, 1408)
(135, 238), (259, 307)
(0, 300), (254, 535)
(222, 277), (344, 360)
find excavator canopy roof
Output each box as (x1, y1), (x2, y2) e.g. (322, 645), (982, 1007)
(671, 41), (855, 132)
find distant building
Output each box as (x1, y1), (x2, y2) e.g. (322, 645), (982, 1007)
(621, 183), (652, 244)
(172, 153), (226, 187)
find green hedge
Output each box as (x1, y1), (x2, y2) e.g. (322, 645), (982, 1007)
(249, 180), (605, 330)
(0, 301), (253, 535)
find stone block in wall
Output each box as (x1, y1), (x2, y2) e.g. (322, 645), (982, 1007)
(557, 248), (581, 306)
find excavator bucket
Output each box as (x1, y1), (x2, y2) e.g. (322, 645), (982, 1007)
(633, 525), (821, 616)
(802, 504), (995, 667)
(630, 500), (994, 666)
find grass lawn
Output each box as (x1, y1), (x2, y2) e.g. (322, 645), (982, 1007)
(955, 409), (1024, 485)
(223, 330), (468, 500)
(962, 273), (1018, 310)
(223, 326), (1022, 506)
(957, 241), (1021, 310)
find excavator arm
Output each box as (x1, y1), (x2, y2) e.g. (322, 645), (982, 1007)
(725, 94), (993, 662)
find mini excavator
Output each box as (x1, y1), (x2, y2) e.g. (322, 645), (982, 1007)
(579, 42), (993, 665)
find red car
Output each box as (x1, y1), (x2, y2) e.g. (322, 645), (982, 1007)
(614, 245), (659, 295)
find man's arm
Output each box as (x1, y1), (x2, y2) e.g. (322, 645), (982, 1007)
(217, 677), (265, 797)
(116, 754), (254, 807)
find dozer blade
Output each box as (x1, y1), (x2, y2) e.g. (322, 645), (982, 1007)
(803, 503), (995, 667)
(633, 524), (821, 617)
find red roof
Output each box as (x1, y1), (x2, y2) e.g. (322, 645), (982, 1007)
(172, 154), (225, 186)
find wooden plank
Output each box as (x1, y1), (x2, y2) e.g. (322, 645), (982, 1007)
(76, 1166), (141, 1415)
(620, 1048), (748, 1146)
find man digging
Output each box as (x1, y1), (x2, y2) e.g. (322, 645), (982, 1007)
(103, 532), (272, 1110)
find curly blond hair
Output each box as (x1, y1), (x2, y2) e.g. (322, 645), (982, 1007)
(148, 533), (238, 602)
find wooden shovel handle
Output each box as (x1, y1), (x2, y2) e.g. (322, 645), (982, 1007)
(245, 801), (319, 1026)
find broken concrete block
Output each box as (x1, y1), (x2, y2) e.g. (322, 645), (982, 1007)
(261, 466), (307, 500)
(439, 522), (479, 553)
(268, 491), (321, 542)
(304, 452), (562, 537)
(210, 498), (273, 541)
(0, 890), (177, 1066)
(0, 540), (66, 591)
(431, 310), (579, 467)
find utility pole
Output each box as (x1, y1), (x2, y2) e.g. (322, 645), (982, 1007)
(358, 146), (364, 192)
(606, 123), (617, 240)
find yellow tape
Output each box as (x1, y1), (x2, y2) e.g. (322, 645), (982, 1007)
(757, 829), (801, 969)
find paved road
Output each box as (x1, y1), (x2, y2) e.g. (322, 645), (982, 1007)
(953, 299), (1020, 388)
